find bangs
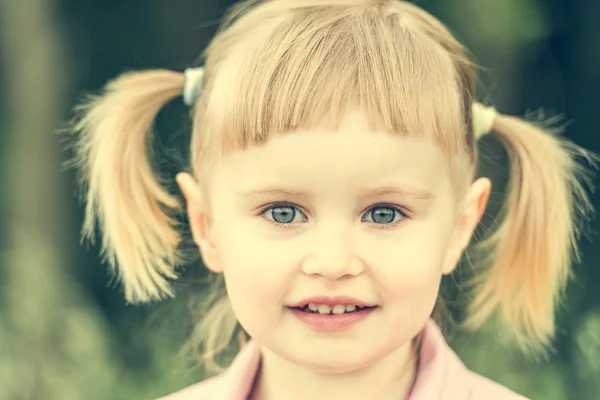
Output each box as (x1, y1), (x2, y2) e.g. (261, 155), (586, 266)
(192, 3), (470, 171)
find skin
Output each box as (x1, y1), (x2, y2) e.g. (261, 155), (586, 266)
(176, 109), (491, 400)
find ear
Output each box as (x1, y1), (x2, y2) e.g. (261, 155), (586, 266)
(441, 177), (491, 275)
(176, 172), (223, 273)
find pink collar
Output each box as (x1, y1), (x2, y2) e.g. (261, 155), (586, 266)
(216, 319), (471, 399)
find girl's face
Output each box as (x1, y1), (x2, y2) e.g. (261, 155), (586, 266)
(182, 109), (488, 373)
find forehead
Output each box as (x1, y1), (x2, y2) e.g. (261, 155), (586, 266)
(207, 110), (451, 197)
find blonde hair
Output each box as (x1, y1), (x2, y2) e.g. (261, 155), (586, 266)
(66, 0), (595, 374)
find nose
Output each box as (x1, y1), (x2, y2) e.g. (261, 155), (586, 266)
(301, 225), (364, 280)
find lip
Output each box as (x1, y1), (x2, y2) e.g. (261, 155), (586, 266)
(290, 296), (377, 308)
(289, 306), (377, 331)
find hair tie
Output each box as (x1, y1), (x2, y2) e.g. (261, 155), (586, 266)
(472, 102), (497, 139)
(183, 67), (205, 106)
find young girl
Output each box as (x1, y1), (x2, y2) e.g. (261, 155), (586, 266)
(69, 0), (595, 399)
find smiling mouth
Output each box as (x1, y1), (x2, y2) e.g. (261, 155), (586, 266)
(294, 304), (377, 315)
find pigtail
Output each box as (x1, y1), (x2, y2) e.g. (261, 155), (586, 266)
(68, 70), (186, 303)
(465, 113), (596, 354)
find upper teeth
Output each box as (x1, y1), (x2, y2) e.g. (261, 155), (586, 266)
(307, 303), (359, 314)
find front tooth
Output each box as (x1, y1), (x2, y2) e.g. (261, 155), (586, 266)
(317, 304), (332, 314)
(344, 305), (356, 312)
(332, 305), (346, 315)
(308, 303), (318, 311)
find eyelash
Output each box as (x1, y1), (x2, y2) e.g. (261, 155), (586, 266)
(257, 201), (410, 230)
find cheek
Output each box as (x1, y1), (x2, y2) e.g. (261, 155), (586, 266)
(375, 251), (444, 307)
(371, 219), (455, 301)
(214, 205), (306, 278)
(368, 231), (451, 334)
(217, 221), (297, 283)
(219, 244), (282, 335)
(215, 220), (297, 329)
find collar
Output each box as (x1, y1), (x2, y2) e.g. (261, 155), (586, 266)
(218, 319), (470, 399)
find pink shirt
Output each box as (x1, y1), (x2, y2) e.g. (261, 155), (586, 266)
(158, 319), (529, 399)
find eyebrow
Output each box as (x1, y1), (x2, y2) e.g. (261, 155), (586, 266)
(236, 184), (436, 201)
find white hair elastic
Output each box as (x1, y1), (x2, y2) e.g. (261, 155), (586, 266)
(183, 67), (205, 106)
(472, 102), (497, 139)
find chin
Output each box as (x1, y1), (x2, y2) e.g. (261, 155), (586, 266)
(290, 346), (380, 374)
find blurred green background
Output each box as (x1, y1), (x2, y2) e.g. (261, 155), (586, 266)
(1, 0), (599, 399)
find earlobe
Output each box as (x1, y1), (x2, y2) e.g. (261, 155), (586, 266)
(176, 172), (223, 274)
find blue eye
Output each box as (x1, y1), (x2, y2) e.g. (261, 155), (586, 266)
(259, 202), (408, 229)
(361, 205), (407, 227)
(262, 203), (308, 225)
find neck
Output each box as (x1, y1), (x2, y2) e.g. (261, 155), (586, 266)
(250, 341), (417, 400)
